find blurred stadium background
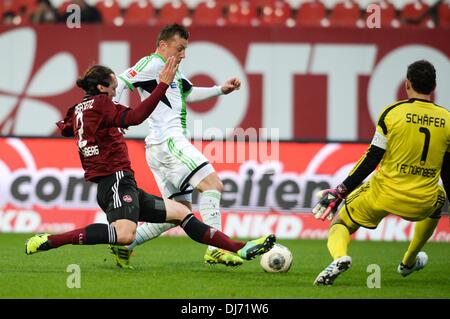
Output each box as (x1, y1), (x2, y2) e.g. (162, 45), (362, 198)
(0, 1), (450, 299)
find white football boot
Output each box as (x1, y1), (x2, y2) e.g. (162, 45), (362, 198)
(397, 252), (428, 277)
(314, 256), (352, 286)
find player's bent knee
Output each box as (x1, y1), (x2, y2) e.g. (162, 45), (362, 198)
(197, 172), (223, 193)
(205, 178), (224, 193)
(113, 219), (137, 244)
(116, 231), (136, 245)
(215, 179), (224, 193)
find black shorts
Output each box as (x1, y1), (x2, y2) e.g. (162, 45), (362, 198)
(96, 170), (167, 224)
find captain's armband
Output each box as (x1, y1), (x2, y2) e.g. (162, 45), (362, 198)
(371, 131), (387, 150)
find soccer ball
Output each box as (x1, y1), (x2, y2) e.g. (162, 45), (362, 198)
(260, 243), (293, 273)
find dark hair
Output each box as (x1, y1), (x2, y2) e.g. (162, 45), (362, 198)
(76, 65), (114, 95)
(156, 24), (189, 47)
(407, 60), (436, 95)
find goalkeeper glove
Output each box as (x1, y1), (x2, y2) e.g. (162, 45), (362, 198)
(312, 183), (348, 221)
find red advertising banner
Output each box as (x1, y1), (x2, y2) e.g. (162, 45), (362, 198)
(1, 137), (449, 241)
(0, 26), (449, 140)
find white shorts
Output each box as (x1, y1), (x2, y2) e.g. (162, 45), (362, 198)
(146, 135), (214, 202)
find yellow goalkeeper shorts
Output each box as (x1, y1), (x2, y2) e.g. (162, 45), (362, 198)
(338, 181), (445, 229)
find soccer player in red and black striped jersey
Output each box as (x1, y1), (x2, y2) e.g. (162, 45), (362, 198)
(24, 58), (275, 263)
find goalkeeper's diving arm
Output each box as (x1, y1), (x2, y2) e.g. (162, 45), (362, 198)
(340, 143), (385, 194)
(311, 134), (386, 220)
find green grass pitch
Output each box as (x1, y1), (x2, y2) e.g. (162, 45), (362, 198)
(1, 233), (449, 299)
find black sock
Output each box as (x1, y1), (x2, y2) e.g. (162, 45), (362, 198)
(180, 214), (209, 243)
(85, 224), (117, 244)
(47, 224), (117, 248)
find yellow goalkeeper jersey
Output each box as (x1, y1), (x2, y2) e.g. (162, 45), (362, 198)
(371, 98), (450, 216)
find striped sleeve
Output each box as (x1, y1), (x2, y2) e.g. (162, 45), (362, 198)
(342, 144), (385, 193)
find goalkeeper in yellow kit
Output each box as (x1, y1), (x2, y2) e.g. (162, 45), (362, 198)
(312, 60), (450, 286)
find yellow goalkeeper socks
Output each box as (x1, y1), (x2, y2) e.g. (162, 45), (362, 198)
(402, 217), (439, 267)
(327, 223), (351, 260)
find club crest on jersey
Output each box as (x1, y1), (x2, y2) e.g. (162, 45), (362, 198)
(122, 195), (133, 203)
(170, 81), (177, 89)
(126, 69), (137, 78)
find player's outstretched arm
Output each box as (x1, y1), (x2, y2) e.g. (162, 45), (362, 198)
(185, 86), (222, 102)
(185, 77), (241, 103)
(117, 57), (178, 127)
(312, 144), (385, 220)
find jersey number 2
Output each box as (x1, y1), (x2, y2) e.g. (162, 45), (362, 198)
(419, 127), (430, 165)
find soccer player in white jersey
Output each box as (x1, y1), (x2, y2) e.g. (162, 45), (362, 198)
(112, 24), (243, 268)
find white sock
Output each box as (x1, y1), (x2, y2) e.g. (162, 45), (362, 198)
(199, 190), (222, 251)
(127, 222), (176, 250)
